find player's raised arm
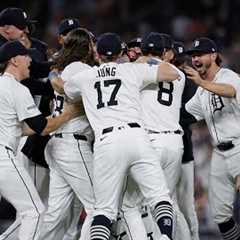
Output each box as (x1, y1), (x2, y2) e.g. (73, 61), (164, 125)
(157, 61), (181, 82)
(184, 37), (240, 98)
(184, 65), (236, 98)
(22, 102), (81, 136)
(136, 57), (182, 85)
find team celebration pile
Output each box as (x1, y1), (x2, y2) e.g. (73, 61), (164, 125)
(0, 6), (240, 240)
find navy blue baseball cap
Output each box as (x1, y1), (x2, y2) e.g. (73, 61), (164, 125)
(0, 8), (36, 30)
(97, 33), (122, 56)
(58, 18), (80, 36)
(173, 42), (186, 56)
(158, 33), (174, 49)
(186, 37), (218, 55)
(127, 37), (142, 48)
(0, 41), (32, 62)
(141, 32), (166, 52)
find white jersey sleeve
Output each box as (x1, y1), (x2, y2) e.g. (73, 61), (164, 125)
(15, 86), (41, 121)
(61, 62), (91, 83)
(216, 69), (240, 104)
(185, 88), (204, 121)
(131, 63), (159, 89)
(64, 64), (92, 101)
(132, 62), (184, 89)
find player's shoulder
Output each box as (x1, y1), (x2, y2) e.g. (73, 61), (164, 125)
(70, 63), (95, 82)
(62, 61), (92, 79)
(216, 68), (240, 85)
(14, 80), (32, 99)
(0, 74), (29, 97)
(219, 67), (239, 78)
(121, 62), (150, 71)
(30, 38), (48, 54)
(117, 62), (135, 70)
(64, 61), (91, 73)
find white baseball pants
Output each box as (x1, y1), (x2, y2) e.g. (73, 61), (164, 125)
(209, 147), (240, 224)
(93, 127), (171, 221)
(0, 145), (45, 240)
(177, 161), (200, 240)
(39, 135), (94, 240)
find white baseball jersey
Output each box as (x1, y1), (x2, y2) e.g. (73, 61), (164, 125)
(52, 61), (93, 137)
(141, 58), (185, 132)
(0, 72), (41, 152)
(186, 68), (240, 146)
(64, 62), (160, 137)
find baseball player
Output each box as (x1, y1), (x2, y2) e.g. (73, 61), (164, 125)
(50, 18), (84, 240)
(57, 18), (80, 46)
(173, 41), (200, 240)
(0, 8), (57, 240)
(158, 33), (175, 63)
(22, 18), (83, 240)
(127, 37), (142, 62)
(62, 32), (184, 240)
(185, 37), (240, 240)
(39, 28), (95, 240)
(120, 32), (191, 240)
(0, 40), (80, 240)
(0, 7), (35, 46)
(0, 7), (54, 77)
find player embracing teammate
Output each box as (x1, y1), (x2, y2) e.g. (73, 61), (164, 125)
(2, 5), (240, 240)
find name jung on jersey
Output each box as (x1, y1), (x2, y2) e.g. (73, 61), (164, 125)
(97, 66), (116, 78)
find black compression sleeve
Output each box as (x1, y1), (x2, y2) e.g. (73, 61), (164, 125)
(24, 114), (48, 134)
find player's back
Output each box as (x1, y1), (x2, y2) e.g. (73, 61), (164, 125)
(66, 61), (159, 137)
(53, 61), (93, 137)
(141, 58), (185, 132)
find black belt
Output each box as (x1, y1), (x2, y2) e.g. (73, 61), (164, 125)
(102, 122), (141, 135)
(54, 133), (87, 141)
(148, 129), (182, 135)
(216, 141), (234, 151)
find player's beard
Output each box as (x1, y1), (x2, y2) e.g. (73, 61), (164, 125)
(196, 60), (211, 78)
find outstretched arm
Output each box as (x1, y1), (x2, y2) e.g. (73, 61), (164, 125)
(157, 62), (182, 82)
(184, 66), (236, 98)
(22, 102), (81, 136)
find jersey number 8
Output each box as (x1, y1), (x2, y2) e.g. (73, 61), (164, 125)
(158, 82), (174, 106)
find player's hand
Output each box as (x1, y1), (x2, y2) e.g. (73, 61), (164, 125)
(135, 56), (151, 63)
(184, 66), (203, 85)
(19, 32), (31, 49)
(235, 175), (240, 192)
(49, 70), (65, 94)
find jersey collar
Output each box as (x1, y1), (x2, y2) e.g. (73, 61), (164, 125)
(3, 72), (16, 80)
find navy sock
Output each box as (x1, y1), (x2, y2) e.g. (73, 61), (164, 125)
(90, 215), (112, 240)
(218, 218), (240, 240)
(153, 201), (173, 240)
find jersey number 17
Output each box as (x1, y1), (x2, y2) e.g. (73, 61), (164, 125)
(94, 79), (121, 109)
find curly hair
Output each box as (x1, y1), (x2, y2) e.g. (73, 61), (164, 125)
(54, 28), (95, 71)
